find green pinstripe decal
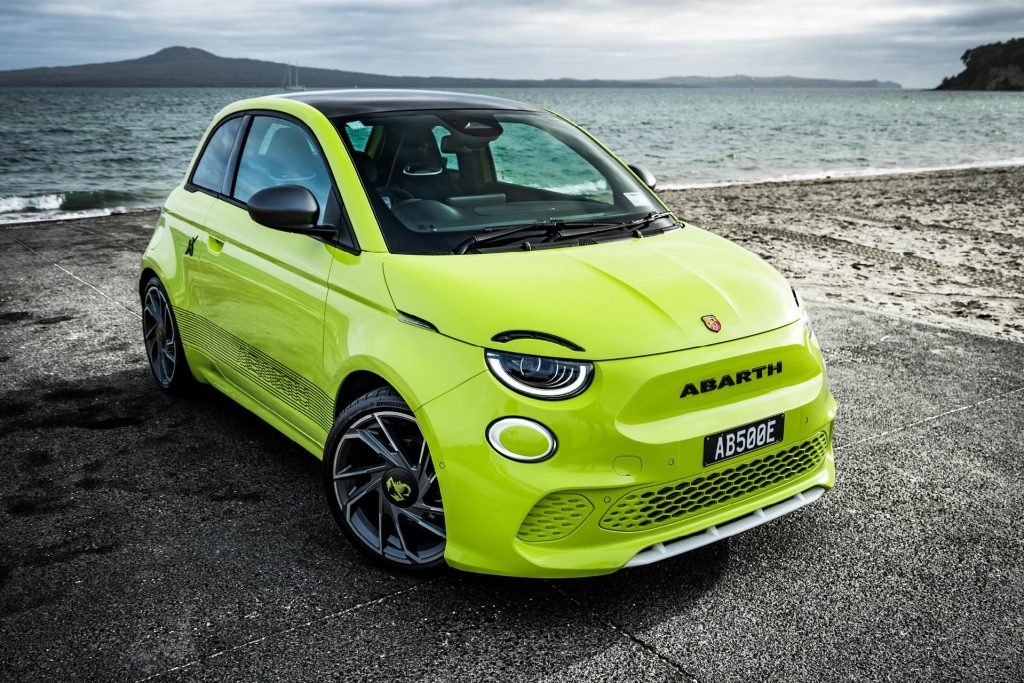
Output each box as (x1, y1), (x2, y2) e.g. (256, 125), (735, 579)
(174, 307), (334, 431)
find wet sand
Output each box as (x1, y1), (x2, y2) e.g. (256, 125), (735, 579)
(662, 165), (1024, 343)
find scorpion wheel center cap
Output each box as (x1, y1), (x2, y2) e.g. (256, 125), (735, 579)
(382, 468), (418, 508)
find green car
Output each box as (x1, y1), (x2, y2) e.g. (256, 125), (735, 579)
(140, 90), (836, 578)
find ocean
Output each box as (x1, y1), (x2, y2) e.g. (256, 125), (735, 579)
(2, 86), (1023, 224)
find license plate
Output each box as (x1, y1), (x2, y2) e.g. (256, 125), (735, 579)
(703, 414), (785, 466)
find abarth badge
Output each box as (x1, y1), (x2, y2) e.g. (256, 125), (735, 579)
(702, 314), (722, 332)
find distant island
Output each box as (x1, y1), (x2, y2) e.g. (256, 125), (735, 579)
(937, 38), (1024, 90)
(0, 46), (902, 89)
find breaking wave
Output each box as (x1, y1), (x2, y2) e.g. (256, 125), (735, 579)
(0, 190), (154, 224)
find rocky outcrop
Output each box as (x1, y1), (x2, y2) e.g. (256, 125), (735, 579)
(937, 38), (1024, 91)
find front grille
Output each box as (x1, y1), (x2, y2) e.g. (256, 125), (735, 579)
(600, 432), (828, 532)
(517, 493), (594, 542)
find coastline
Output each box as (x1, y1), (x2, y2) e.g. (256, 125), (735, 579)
(5, 160), (1024, 226)
(658, 158), (1024, 190)
(3, 165), (1021, 344)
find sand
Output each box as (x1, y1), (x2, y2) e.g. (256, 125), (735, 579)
(661, 165), (1024, 343)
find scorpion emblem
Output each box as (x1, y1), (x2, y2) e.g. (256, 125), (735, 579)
(385, 476), (412, 503)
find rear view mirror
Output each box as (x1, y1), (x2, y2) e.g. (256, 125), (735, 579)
(441, 116), (503, 140)
(628, 164), (657, 190)
(247, 184), (319, 231)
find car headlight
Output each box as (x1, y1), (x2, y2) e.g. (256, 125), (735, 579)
(485, 350), (593, 400)
(792, 287), (815, 339)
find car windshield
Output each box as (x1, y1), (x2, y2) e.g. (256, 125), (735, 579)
(334, 109), (669, 254)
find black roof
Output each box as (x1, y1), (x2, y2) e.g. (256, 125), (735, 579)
(279, 89), (542, 118)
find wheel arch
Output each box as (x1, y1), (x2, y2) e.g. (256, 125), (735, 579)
(334, 369), (394, 417)
(139, 267), (160, 299)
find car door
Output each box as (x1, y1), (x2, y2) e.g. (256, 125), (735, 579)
(198, 113), (339, 444)
(167, 115), (246, 318)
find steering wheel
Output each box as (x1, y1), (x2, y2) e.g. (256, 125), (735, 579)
(376, 186), (414, 206)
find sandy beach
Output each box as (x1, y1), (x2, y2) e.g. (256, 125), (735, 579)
(662, 165), (1024, 343)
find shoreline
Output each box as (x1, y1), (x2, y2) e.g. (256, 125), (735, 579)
(3, 165), (1021, 345)
(4, 162), (1024, 227)
(658, 158), (1024, 190)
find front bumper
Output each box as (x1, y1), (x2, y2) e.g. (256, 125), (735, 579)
(415, 320), (836, 578)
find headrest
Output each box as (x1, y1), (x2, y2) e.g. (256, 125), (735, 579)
(402, 131), (444, 164)
(265, 127), (317, 168)
(351, 151), (378, 184)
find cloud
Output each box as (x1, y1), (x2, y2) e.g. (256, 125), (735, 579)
(0, 0), (1021, 87)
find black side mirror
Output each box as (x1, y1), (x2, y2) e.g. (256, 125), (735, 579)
(627, 164), (657, 190)
(247, 185), (335, 238)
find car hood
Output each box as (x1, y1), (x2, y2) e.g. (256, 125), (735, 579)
(382, 226), (800, 360)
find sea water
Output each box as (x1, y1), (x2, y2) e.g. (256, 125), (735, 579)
(1, 86), (1023, 224)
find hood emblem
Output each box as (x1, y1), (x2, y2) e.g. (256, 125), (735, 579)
(701, 314), (722, 333)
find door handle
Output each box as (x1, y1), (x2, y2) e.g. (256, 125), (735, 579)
(208, 236), (224, 253)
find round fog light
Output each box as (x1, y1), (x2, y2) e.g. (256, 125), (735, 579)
(487, 417), (557, 462)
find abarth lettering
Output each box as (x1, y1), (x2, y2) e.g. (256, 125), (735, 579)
(681, 361), (783, 398)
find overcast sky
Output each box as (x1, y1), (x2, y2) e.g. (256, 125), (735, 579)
(1, 0), (1021, 88)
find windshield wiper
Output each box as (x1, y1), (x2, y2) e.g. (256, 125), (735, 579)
(453, 219), (619, 255)
(544, 211), (677, 243)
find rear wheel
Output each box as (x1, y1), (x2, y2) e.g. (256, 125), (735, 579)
(141, 276), (195, 393)
(324, 387), (446, 569)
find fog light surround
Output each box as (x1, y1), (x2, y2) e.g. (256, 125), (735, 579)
(487, 417), (557, 462)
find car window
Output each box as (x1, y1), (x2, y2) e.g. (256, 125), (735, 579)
(490, 121), (611, 202)
(191, 117), (242, 192)
(233, 116), (332, 222)
(334, 109), (663, 255)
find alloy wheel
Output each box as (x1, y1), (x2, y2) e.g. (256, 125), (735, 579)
(331, 410), (445, 565)
(143, 285), (177, 386)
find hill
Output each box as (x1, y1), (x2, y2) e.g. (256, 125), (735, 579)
(0, 47), (902, 89)
(937, 38), (1024, 90)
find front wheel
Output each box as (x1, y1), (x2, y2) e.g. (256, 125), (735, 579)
(324, 387), (446, 570)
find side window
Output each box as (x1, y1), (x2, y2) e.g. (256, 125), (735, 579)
(343, 121), (373, 153)
(432, 125), (459, 171)
(191, 117), (242, 192)
(489, 122), (610, 202)
(233, 116), (333, 222)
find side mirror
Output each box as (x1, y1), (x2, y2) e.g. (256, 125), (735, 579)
(627, 164), (657, 190)
(247, 185), (321, 232)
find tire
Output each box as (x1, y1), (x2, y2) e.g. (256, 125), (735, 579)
(324, 387), (446, 570)
(141, 275), (196, 394)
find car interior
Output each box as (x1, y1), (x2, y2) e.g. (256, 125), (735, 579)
(339, 113), (620, 237)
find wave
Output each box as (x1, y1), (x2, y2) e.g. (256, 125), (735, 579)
(0, 189), (158, 225)
(0, 193), (65, 213)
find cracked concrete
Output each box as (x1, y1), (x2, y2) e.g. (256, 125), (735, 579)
(2, 176), (1023, 681)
